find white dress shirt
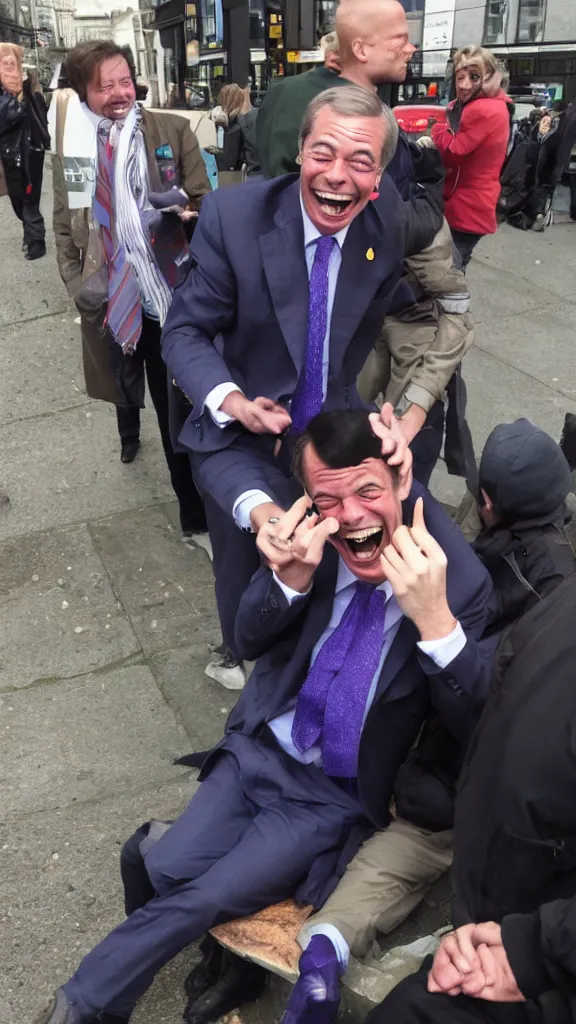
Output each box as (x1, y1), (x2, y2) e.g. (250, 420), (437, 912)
(202, 197), (349, 531)
(270, 555), (466, 968)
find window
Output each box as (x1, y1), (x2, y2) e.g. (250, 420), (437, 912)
(315, 0), (338, 40)
(199, 0), (223, 50)
(484, 0), (507, 45)
(516, 0), (546, 43)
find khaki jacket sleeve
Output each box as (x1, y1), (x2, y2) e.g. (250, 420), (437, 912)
(177, 119), (211, 211)
(370, 219), (474, 413)
(51, 153), (82, 297)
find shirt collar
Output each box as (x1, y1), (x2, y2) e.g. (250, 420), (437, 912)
(336, 556), (393, 601)
(299, 191), (351, 251)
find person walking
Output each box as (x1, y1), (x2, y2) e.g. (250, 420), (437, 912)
(0, 44), (50, 260)
(215, 83), (260, 177)
(431, 46), (510, 269)
(52, 41), (210, 535)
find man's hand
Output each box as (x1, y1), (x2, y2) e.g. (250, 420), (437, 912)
(220, 391), (292, 435)
(399, 404), (428, 446)
(380, 497), (457, 640)
(256, 495), (339, 594)
(249, 501), (286, 534)
(428, 923), (526, 1003)
(428, 925), (481, 996)
(369, 403), (413, 491)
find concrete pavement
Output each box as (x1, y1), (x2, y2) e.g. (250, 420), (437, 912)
(1, 166), (575, 1024)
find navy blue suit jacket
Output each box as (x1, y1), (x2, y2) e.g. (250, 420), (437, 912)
(161, 173), (416, 516)
(218, 482), (493, 830)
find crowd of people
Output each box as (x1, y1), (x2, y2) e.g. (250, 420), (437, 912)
(1, 2), (574, 1024)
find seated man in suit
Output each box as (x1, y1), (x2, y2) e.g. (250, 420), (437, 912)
(162, 83), (444, 689)
(39, 410), (492, 1024)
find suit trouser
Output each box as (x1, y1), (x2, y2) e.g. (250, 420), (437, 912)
(365, 965), (539, 1024)
(204, 492), (261, 656)
(62, 732), (361, 1021)
(299, 818), (453, 959)
(115, 316), (206, 532)
(4, 149), (46, 245)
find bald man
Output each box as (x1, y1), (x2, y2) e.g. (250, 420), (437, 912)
(257, 0), (414, 178)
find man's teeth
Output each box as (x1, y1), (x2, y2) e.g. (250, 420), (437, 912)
(345, 527), (381, 541)
(315, 191), (354, 201)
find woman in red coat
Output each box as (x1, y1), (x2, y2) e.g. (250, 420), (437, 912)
(431, 45), (511, 268)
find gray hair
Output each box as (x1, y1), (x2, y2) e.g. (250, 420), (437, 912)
(298, 85), (399, 170)
(320, 31), (339, 56)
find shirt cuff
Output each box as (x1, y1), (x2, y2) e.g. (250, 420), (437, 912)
(272, 572), (311, 605)
(232, 490), (274, 531)
(417, 621), (466, 668)
(300, 923), (350, 969)
(204, 382), (243, 427)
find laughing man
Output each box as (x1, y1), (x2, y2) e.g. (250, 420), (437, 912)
(39, 410), (492, 1024)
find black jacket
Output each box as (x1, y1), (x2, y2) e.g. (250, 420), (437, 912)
(394, 508), (576, 831)
(472, 505), (576, 636)
(452, 575), (576, 1023)
(0, 81), (49, 183)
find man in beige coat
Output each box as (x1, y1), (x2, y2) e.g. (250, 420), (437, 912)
(52, 40), (210, 533)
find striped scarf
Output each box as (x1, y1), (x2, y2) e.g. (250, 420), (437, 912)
(111, 104), (173, 329)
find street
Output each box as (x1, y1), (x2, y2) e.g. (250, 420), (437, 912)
(1, 165), (576, 1024)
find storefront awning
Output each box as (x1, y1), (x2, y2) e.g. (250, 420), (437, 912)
(152, 0), (184, 30)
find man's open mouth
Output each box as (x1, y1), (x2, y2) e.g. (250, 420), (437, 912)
(312, 189), (355, 217)
(343, 526), (384, 561)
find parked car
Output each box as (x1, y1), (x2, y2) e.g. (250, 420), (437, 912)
(392, 98), (447, 140)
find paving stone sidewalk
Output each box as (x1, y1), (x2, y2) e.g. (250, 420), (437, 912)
(1, 171), (575, 1024)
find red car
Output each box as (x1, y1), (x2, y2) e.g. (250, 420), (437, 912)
(392, 100), (447, 140)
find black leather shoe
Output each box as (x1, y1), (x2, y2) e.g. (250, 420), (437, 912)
(25, 241), (46, 260)
(120, 438), (140, 464)
(34, 989), (85, 1023)
(184, 935), (225, 1000)
(184, 952), (267, 1024)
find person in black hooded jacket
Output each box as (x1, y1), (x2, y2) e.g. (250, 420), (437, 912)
(0, 45), (50, 260)
(368, 572), (576, 1024)
(394, 418), (576, 828)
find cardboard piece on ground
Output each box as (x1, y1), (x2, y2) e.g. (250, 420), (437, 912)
(210, 900), (313, 981)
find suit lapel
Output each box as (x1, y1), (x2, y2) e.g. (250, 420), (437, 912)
(329, 203), (398, 379)
(374, 616), (419, 703)
(286, 545), (340, 687)
(141, 112), (164, 192)
(258, 179), (309, 374)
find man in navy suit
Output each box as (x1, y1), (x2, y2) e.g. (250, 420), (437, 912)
(39, 410), (492, 1024)
(161, 84), (444, 687)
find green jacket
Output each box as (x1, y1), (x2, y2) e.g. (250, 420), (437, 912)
(257, 66), (349, 177)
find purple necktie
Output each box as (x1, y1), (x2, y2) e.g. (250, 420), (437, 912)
(290, 234), (336, 433)
(292, 583), (387, 777)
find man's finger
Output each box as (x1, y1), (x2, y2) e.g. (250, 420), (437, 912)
(275, 495), (312, 542)
(472, 923), (502, 948)
(412, 496), (426, 532)
(451, 926), (480, 974)
(379, 550), (405, 593)
(304, 517), (340, 561)
(385, 436), (408, 466)
(475, 945), (497, 988)
(390, 525), (429, 573)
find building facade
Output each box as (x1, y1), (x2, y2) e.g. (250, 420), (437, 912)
(422, 0), (576, 99)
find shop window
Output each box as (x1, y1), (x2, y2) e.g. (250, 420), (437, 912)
(199, 0), (224, 50)
(315, 0), (338, 40)
(516, 0), (546, 43)
(484, 0), (508, 45)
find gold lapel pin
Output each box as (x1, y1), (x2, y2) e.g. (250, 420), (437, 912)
(366, 247), (375, 261)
